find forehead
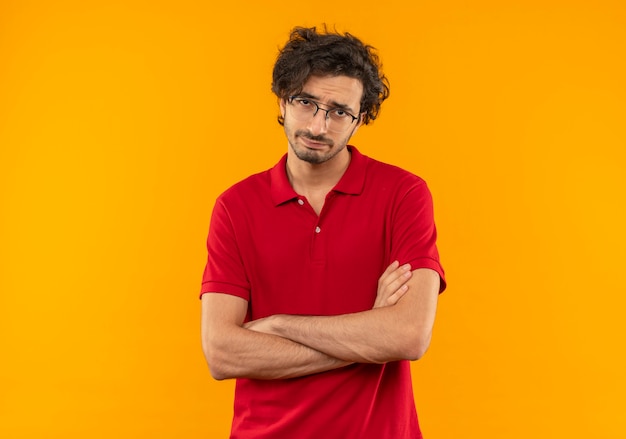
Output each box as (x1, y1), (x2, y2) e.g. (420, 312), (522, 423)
(301, 75), (363, 109)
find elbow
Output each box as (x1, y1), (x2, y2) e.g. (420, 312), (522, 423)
(209, 363), (229, 381)
(404, 329), (433, 361)
(369, 328), (432, 363)
(206, 351), (228, 380)
(206, 354), (233, 381)
(202, 339), (233, 381)
(405, 342), (429, 361)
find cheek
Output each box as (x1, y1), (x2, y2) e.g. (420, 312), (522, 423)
(337, 127), (355, 146)
(282, 117), (298, 140)
(283, 116), (303, 135)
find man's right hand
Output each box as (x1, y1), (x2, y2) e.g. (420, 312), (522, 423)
(373, 261), (412, 309)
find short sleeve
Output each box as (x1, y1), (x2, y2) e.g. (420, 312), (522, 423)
(390, 180), (446, 293)
(200, 197), (251, 300)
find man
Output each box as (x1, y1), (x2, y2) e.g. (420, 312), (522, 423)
(200, 26), (446, 439)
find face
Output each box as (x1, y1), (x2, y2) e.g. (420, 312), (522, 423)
(280, 75), (363, 165)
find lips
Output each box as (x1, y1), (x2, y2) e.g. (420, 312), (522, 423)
(298, 134), (331, 149)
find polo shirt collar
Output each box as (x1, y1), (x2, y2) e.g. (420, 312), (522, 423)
(270, 145), (367, 206)
(333, 145), (366, 196)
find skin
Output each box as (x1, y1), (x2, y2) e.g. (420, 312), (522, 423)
(243, 268), (439, 364)
(280, 75), (363, 214)
(201, 74), (440, 379)
(202, 261), (417, 380)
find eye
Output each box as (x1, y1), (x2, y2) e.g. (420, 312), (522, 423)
(297, 99), (312, 106)
(330, 109), (349, 119)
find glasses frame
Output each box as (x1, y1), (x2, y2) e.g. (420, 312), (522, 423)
(287, 96), (360, 128)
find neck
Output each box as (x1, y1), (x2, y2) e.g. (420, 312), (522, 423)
(286, 147), (351, 195)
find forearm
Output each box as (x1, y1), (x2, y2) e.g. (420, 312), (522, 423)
(264, 308), (426, 364)
(249, 269), (440, 364)
(201, 293), (351, 380)
(206, 324), (351, 380)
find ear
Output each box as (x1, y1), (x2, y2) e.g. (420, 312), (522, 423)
(279, 98), (286, 118)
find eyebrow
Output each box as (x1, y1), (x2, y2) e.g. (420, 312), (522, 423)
(297, 92), (356, 114)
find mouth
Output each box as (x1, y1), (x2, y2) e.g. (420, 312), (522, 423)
(297, 133), (332, 150)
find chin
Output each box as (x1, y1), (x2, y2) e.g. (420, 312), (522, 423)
(295, 149), (331, 165)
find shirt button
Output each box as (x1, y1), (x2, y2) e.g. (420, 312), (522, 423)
(315, 226), (321, 233)
(297, 199), (304, 205)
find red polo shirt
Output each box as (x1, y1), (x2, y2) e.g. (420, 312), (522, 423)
(201, 146), (445, 438)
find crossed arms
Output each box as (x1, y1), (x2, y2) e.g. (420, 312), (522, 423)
(201, 261), (440, 380)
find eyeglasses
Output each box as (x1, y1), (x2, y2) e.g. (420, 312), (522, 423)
(287, 96), (360, 133)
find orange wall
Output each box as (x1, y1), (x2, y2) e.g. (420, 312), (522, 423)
(1, 1), (625, 438)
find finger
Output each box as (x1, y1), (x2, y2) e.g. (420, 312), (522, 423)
(380, 260), (400, 279)
(387, 284), (409, 305)
(385, 267), (412, 294)
(379, 263), (412, 291)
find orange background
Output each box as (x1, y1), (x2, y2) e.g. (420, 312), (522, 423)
(1, 1), (625, 438)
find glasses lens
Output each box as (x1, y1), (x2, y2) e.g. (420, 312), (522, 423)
(288, 98), (354, 133)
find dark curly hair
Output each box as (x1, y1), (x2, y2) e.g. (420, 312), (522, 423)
(272, 26), (390, 126)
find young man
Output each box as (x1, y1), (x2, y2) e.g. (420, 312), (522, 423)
(200, 26), (446, 439)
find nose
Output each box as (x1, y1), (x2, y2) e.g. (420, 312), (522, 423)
(307, 108), (329, 135)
